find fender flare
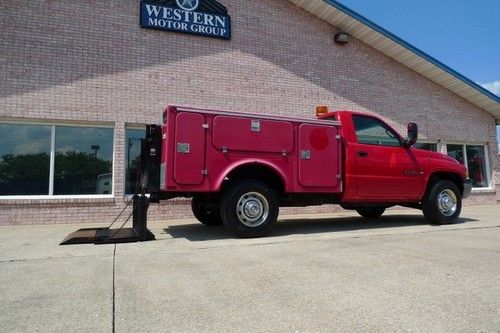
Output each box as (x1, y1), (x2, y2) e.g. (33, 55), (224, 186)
(214, 159), (289, 192)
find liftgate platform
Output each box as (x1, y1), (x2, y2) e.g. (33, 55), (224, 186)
(60, 194), (155, 245)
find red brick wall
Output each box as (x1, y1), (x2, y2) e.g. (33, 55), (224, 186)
(0, 0), (497, 225)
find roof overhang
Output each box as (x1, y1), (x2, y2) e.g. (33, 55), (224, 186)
(288, 0), (500, 120)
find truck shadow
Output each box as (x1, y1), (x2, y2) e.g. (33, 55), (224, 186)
(162, 215), (478, 242)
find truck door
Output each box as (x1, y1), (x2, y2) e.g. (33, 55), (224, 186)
(173, 112), (206, 185)
(351, 115), (425, 200)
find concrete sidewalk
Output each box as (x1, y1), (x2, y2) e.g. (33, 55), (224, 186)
(1, 206), (499, 332)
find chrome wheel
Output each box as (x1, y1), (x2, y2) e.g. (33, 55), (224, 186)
(437, 189), (457, 217)
(236, 192), (269, 227)
(423, 180), (461, 225)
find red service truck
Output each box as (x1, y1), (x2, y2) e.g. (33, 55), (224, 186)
(137, 105), (472, 238)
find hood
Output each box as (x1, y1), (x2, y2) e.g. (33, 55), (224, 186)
(410, 148), (460, 164)
(425, 150), (461, 164)
(411, 147), (467, 178)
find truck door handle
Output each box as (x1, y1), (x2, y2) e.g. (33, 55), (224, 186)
(357, 151), (368, 157)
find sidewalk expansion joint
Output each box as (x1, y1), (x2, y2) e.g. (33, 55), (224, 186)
(112, 244), (116, 333)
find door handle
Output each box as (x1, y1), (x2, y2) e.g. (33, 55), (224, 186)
(357, 151), (368, 157)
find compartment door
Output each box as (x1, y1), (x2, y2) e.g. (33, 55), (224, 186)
(212, 116), (293, 154)
(173, 112), (206, 185)
(298, 124), (340, 188)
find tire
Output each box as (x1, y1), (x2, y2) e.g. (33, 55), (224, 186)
(191, 195), (222, 226)
(220, 180), (279, 238)
(356, 207), (385, 219)
(422, 180), (461, 225)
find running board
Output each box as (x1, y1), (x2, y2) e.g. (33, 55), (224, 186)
(60, 195), (155, 245)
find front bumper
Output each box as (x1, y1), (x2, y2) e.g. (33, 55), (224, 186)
(462, 178), (473, 199)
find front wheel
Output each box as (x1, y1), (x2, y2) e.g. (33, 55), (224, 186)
(220, 181), (279, 238)
(422, 180), (462, 225)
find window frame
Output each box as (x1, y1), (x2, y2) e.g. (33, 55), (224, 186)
(445, 143), (491, 190)
(0, 120), (115, 199)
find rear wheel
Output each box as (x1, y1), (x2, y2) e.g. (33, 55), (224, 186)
(191, 195), (222, 226)
(356, 206), (385, 219)
(422, 180), (461, 224)
(220, 180), (278, 237)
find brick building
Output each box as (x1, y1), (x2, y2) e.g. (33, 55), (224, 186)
(1, 0), (499, 225)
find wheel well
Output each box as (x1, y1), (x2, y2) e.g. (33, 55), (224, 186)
(426, 172), (463, 196)
(221, 163), (285, 196)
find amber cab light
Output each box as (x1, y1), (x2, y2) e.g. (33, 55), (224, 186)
(316, 105), (328, 116)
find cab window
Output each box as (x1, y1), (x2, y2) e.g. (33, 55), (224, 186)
(353, 115), (400, 147)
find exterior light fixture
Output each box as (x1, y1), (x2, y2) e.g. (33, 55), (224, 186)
(334, 32), (349, 44)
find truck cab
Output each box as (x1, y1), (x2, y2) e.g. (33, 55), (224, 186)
(318, 108), (471, 222)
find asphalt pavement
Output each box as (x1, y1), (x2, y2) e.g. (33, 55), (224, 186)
(0, 205), (499, 332)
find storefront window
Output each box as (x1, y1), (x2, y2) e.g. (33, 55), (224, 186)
(414, 142), (437, 151)
(447, 144), (465, 165)
(0, 124), (51, 195)
(125, 128), (145, 194)
(0, 122), (114, 196)
(54, 126), (114, 195)
(466, 145), (488, 188)
(446, 144), (489, 188)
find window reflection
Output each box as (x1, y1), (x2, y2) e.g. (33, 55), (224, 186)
(353, 115), (400, 147)
(125, 128), (144, 194)
(446, 144), (465, 165)
(414, 142), (437, 151)
(0, 124), (51, 195)
(447, 144), (489, 188)
(54, 126), (114, 195)
(466, 145), (487, 187)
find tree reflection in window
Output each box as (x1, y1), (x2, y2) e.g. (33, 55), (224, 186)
(0, 123), (114, 196)
(54, 126), (114, 195)
(0, 124), (51, 195)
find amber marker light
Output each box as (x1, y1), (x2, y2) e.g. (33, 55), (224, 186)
(316, 105), (328, 116)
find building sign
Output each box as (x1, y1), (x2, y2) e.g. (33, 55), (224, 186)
(140, 0), (231, 39)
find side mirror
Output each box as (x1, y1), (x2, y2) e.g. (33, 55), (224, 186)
(403, 122), (418, 147)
